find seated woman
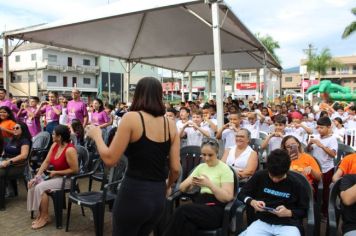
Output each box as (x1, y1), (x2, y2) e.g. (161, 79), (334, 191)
(164, 138), (234, 236)
(27, 125), (78, 230)
(280, 135), (322, 186)
(222, 128), (258, 181)
(0, 122), (31, 206)
(0, 106), (17, 146)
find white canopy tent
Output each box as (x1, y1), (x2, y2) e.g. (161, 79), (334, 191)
(2, 0), (281, 128)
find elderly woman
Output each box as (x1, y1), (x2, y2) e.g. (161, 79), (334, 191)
(280, 135), (321, 185)
(27, 125), (78, 230)
(163, 138), (234, 236)
(222, 128), (258, 181)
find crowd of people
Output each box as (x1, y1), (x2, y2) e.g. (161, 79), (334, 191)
(0, 80), (355, 235)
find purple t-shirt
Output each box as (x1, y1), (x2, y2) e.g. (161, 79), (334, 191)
(91, 110), (109, 126)
(21, 107), (41, 137)
(0, 99), (19, 118)
(66, 100), (88, 124)
(40, 104), (62, 122)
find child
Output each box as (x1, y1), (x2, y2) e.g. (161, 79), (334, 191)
(17, 97), (41, 137)
(259, 107), (273, 133)
(201, 104), (217, 137)
(180, 110), (210, 146)
(176, 107), (190, 147)
(241, 112), (261, 139)
(165, 108), (177, 121)
(216, 111), (241, 150)
(261, 115), (287, 152)
(307, 116), (338, 218)
(285, 111), (312, 144)
(332, 117), (345, 142)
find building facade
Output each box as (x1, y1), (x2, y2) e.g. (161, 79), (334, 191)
(8, 43), (99, 102)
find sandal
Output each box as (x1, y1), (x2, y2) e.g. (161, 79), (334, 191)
(31, 219), (48, 230)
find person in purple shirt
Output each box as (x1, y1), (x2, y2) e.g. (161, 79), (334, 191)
(17, 97), (42, 137)
(90, 98), (110, 140)
(0, 89), (19, 117)
(36, 91), (62, 135)
(66, 89), (88, 127)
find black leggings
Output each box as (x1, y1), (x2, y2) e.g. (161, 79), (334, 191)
(163, 194), (225, 236)
(112, 177), (166, 236)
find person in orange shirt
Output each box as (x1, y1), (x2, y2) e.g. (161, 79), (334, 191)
(0, 106), (17, 146)
(280, 135), (322, 185)
(332, 153), (356, 183)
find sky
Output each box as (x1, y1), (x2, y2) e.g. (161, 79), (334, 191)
(0, 0), (355, 68)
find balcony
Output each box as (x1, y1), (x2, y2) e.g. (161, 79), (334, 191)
(75, 65), (100, 75)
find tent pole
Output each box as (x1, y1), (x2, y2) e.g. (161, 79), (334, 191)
(125, 61), (131, 103)
(263, 52), (268, 105)
(188, 72), (192, 101)
(207, 70), (212, 100)
(181, 72), (184, 102)
(211, 1), (224, 128)
(256, 68), (260, 102)
(2, 36), (10, 91)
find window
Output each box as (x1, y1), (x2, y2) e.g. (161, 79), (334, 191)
(285, 77), (293, 82)
(68, 57), (72, 66)
(241, 74), (250, 82)
(28, 74), (34, 81)
(83, 78), (91, 84)
(16, 75), (22, 81)
(48, 54), (57, 63)
(48, 75), (57, 83)
(343, 79), (351, 83)
(31, 53), (36, 61)
(15, 55), (20, 62)
(83, 59), (90, 66)
(72, 77), (77, 87)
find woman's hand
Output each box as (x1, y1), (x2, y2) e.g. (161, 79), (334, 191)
(86, 125), (102, 140)
(303, 166), (312, 175)
(47, 170), (57, 178)
(0, 160), (9, 168)
(192, 174), (212, 188)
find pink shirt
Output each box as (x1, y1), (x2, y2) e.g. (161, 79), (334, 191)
(91, 110), (109, 126)
(40, 104), (62, 122)
(0, 99), (19, 118)
(18, 107), (41, 136)
(66, 100), (88, 124)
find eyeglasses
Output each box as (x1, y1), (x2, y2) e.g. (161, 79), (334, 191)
(13, 126), (21, 130)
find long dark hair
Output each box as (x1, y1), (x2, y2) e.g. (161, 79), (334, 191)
(0, 106), (16, 122)
(11, 121), (32, 146)
(93, 98), (104, 112)
(54, 125), (71, 144)
(130, 77), (165, 117)
(71, 119), (84, 144)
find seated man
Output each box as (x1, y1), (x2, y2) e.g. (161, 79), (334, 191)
(332, 153), (356, 183)
(339, 174), (356, 236)
(237, 149), (309, 236)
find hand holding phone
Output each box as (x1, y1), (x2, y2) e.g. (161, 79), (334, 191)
(289, 144), (298, 159)
(262, 206), (276, 213)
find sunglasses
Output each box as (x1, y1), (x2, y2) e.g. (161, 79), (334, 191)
(13, 126), (21, 130)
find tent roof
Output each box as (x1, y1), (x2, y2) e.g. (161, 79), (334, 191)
(3, 0), (281, 71)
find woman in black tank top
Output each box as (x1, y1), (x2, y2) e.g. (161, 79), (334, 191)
(86, 77), (180, 236)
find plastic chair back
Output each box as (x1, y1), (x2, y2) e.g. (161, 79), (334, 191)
(76, 145), (90, 174)
(328, 178), (342, 236)
(180, 146), (202, 181)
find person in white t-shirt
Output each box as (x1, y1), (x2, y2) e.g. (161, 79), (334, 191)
(201, 104), (217, 137)
(241, 112), (261, 139)
(261, 115), (287, 153)
(285, 111), (312, 144)
(176, 107), (190, 147)
(344, 105), (356, 134)
(216, 111), (241, 150)
(332, 117), (345, 142)
(259, 107), (273, 133)
(307, 116), (338, 218)
(180, 110), (210, 146)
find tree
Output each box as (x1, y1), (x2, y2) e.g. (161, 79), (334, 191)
(342, 7), (356, 39)
(304, 46), (341, 81)
(255, 33), (281, 63)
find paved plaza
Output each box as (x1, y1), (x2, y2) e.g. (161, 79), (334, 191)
(0, 180), (113, 236)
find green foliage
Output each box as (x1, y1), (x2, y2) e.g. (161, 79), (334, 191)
(304, 47), (341, 79)
(255, 32), (281, 63)
(342, 7), (356, 39)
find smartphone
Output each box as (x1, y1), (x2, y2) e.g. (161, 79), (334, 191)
(289, 144), (298, 158)
(262, 206), (276, 212)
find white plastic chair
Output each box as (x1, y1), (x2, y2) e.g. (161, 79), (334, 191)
(344, 129), (356, 150)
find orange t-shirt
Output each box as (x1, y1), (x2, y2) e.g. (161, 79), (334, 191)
(0, 119), (16, 138)
(338, 153), (356, 175)
(291, 153), (321, 184)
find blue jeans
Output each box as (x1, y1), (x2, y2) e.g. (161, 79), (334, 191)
(239, 219), (300, 236)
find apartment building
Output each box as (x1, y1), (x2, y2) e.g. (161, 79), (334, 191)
(8, 43), (99, 101)
(282, 55), (356, 94)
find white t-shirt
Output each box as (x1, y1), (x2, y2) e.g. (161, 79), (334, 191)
(311, 134), (338, 173)
(184, 125), (210, 146)
(201, 118), (217, 138)
(226, 145), (254, 171)
(242, 120), (260, 139)
(260, 116), (272, 133)
(344, 115), (356, 133)
(221, 128), (236, 149)
(268, 136), (284, 152)
(332, 126), (345, 142)
(285, 123), (308, 144)
(59, 107), (68, 125)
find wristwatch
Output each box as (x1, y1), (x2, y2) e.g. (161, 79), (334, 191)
(9, 160), (13, 165)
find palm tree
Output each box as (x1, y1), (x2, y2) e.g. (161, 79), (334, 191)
(255, 33), (281, 63)
(342, 7), (356, 39)
(304, 47), (341, 81)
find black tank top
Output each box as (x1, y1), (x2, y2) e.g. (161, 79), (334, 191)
(124, 112), (171, 181)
